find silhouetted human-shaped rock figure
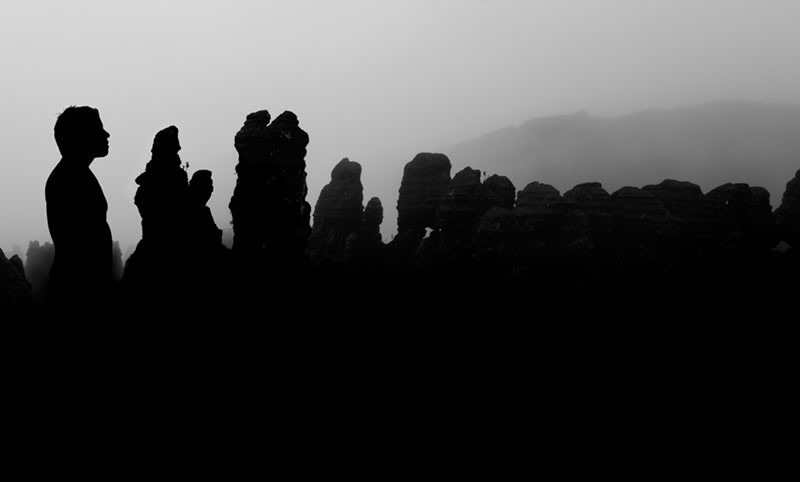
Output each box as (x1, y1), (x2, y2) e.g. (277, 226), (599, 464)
(45, 106), (113, 313)
(123, 126), (191, 306)
(133, 126), (189, 243)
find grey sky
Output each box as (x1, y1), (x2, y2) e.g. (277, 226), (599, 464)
(2, 0), (800, 253)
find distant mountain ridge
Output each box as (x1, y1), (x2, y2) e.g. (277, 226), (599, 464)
(449, 101), (800, 206)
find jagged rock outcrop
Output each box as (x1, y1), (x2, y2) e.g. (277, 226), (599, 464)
(309, 158), (364, 259)
(776, 169), (800, 248)
(0, 248), (31, 310)
(25, 241), (54, 306)
(484, 175), (516, 210)
(229, 110), (311, 269)
(436, 167), (488, 235)
(396, 153), (452, 233)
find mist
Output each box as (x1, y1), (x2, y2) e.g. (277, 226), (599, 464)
(3, 0), (800, 256)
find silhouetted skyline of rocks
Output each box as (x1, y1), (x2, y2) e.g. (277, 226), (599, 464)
(3, 108), (799, 314)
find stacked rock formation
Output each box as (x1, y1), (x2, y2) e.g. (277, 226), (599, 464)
(309, 158), (364, 260)
(229, 110), (311, 270)
(776, 169), (800, 248)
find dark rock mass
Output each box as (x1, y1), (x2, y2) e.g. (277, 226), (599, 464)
(436, 167), (487, 234)
(1, 248), (31, 310)
(609, 187), (674, 269)
(25, 241), (54, 306)
(642, 179), (729, 254)
(503, 182), (565, 272)
(396, 153), (452, 232)
(484, 175), (516, 210)
(363, 197), (384, 235)
(516, 182), (562, 209)
(707, 183), (779, 252)
(309, 158), (364, 260)
(229, 110), (311, 270)
(112, 241), (124, 282)
(562, 182), (613, 252)
(776, 169), (800, 248)
(563, 182), (611, 206)
(342, 197), (386, 268)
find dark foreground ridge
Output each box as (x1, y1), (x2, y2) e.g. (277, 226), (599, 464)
(2, 110), (799, 320)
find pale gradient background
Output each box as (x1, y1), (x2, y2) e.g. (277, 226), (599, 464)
(2, 0), (800, 256)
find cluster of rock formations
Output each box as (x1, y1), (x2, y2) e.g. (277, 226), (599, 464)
(382, 160), (798, 292)
(303, 151), (797, 300)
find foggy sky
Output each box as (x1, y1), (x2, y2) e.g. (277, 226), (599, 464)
(2, 0), (800, 255)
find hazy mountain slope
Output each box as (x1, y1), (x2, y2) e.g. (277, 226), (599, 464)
(449, 101), (800, 206)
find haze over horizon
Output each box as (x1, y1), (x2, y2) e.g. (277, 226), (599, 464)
(2, 0), (800, 257)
